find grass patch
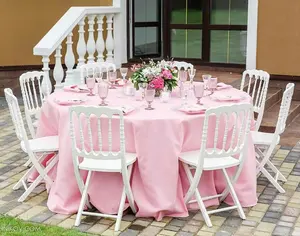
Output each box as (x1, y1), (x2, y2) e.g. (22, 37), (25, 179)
(0, 215), (91, 236)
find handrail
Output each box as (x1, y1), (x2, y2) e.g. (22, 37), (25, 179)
(33, 6), (121, 56)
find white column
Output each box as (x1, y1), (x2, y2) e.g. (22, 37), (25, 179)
(65, 33), (75, 85)
(53, 45), (64, 90)
(105, 14), (114, 63)
(96, 15), (105, 62)
(87, 15), (96, 63)
(246, 0), (258, 70)
(77, 17), (86, 68)
(41, 56), (51, 98)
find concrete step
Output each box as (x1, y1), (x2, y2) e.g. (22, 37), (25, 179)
(280, 113), (300, 146)
(259, 100), (300, 133)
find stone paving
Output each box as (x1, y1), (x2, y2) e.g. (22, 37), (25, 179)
(1, 101), (300, 236)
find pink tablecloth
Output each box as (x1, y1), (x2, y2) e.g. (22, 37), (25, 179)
(36, 86), (257, 220)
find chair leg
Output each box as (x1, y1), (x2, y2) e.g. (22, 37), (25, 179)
(23, 158), (32, 167)
(115, 187), (127, 232)
(13, 164), (35, 190)
(183, 163), (212, 227)
(75, 170), (92, 227)
(222, 168), (245, 220)
(266, 160), (287, 182)
(18, 175), (43, 202)
(261, 167), (285, 193)
(125, 165), (136, 214)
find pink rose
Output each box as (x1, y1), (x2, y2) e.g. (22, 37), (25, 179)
(149, 77), (164, 89)
(162, 69), (173, 79)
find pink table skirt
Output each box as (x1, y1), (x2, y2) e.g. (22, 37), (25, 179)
(35, 87), (257, 220)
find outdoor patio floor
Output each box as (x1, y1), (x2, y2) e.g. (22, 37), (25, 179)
(1, 94), (300, 236)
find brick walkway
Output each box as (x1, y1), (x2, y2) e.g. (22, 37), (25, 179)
(1, 102), (300, 236)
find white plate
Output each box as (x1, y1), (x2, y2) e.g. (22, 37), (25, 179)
(177, 104), (206, 114)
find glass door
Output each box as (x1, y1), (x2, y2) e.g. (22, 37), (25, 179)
(130, 0), (162, 58)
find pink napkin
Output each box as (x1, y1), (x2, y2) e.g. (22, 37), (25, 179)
(216, 83), (233, 90)
(178, 105), (206, 114)
(63, 85), (89, 93)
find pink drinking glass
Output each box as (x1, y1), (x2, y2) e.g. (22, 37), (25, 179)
(208, 77), (218, 93)
(98, 82), (109, 106)
(194, 83), (205, 104)
(202, 74), (212, 90)
(86, 76), (96, 96)
(108, 71), (117, 89)
(145, 88), (155, 110)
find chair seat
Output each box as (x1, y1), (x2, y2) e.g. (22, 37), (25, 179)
(251, 131), (280, 146)
(179, 150), (240, 171)
(79, 153), (137, 172)
(21, 136), (59, 153)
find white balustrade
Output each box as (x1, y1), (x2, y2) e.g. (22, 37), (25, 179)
(53, 45), (64, 90)
(65, 33), (76, 85)
(33, 5), (124, 90)
(77, 18), (86, 68)
(87, 15), (96, 63)
(96, 15), (105, 62)
(41, 56), (51, 98)
(106, 14), (114, 63)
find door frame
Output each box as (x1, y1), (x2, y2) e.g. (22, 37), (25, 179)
(126, 0), (258, 69)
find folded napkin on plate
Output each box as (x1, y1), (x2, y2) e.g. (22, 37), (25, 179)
(179, 104), (206, 114)
(55, 98), (85, 105)
(211, 94), (242, 101)
(216, 83), (233, 90)
(64, 85), (89, 93)
(115, 105), (135, 115)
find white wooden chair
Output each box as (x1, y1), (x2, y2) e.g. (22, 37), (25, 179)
(4, 88), (59, 202)
(80, 62), (116, 84)
(240, 70), (270, 131)
(179, 103), (253, 227)
(69, 106), (137, 232)
(252, 83), (295, 193)
(19, 71), (46, 139)
(172, 61), (194, 71)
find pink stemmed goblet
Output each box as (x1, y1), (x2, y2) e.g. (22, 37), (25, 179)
(98, 82), (109, 106)
(86, 76), (96, 96)
(208, 77), (218, 94)
(202, 74), (212, 90)
(145, 88), (155, 110)
(194, 83), (205, 105)
(108, 71), (117, 89)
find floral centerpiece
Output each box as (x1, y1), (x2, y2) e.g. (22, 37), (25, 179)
(130, 60), (178, 96)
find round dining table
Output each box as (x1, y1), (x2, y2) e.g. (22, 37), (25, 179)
(35, 84), (257, 220)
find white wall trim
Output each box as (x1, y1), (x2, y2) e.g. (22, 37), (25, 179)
(246, 0), (258, 70)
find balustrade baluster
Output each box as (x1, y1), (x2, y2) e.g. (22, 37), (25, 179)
(106, 14), (114, 63)
(41, 56), (51, 98)
(65, 33), (75, 85)
(96, 15), (105, 62)
(77, 18), (86, 68)
(53, 45), (64, 90)
(87, 15), (96, 63)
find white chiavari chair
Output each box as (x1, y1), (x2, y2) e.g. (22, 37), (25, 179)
(4, 88), (59, 202)
(80, 62), (116, 84)
(19, 71), (46, 139)
(179, 103), (253, 227)
(172, 61), (194, 71)
(252, 83), (295, 193)
(69, 106), (137, 232)
(240, 70), (270, 131)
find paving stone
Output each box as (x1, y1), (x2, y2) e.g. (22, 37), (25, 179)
(273, 226), (292, 236)
(176, 232), (194, 236)
(264, 211), (281, 219)
(223, 217), (242, 227)
(119, 229), (139, 236)
(169, 219), (186, 227)
(164, 225), (180, 231)
(87, 223), (109, 234)
(268, 203), (286, 212)
(139, 226), (161, 236)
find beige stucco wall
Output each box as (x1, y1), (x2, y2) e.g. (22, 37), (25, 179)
(0, 0), (111, 66)
(257, 0), (300, 76)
